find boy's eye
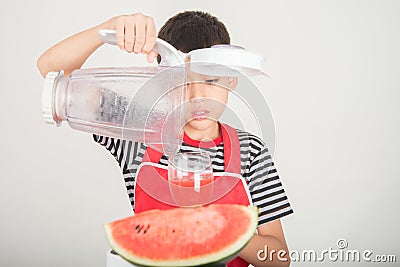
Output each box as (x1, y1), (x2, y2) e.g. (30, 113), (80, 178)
(205, 78), (219, 84)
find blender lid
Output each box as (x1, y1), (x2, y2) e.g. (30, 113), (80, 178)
(188, 45), (269, 77)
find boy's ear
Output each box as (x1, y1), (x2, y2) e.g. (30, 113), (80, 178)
(228, 77), (238, 90)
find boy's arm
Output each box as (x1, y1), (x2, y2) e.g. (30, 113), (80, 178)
(37, 13), (157, 78)
(239, 219), (291, 267)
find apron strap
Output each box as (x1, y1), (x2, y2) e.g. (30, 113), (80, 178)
(220, 123), (241, 175)
(142, 146), (163, 163)
(143, 123), (241, 175)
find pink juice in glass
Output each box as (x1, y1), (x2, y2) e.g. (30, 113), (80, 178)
(169, 172), (214, 207)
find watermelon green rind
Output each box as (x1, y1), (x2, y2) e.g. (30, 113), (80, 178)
(104, 205), (258, 267)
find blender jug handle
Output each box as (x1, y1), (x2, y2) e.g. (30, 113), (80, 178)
(98, 29), (185, 67)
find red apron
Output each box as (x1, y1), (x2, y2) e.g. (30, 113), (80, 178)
(134, 123), (252, 267)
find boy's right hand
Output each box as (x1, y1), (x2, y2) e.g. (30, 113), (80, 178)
(106, 13), (158, 63)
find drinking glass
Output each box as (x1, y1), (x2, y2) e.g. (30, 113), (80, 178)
(168, 151), (214, 207)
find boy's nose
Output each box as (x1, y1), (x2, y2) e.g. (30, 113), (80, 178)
(187, 82), (206, 100)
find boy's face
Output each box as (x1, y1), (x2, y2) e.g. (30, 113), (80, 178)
(183, 70), (237, 139)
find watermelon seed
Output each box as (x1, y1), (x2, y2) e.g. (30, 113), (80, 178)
(134, 224), (150, 234)
(172, 229), (175, 233)
(136, 224), (145, 233)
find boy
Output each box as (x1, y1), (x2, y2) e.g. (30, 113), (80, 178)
(37, 11), (293, 267)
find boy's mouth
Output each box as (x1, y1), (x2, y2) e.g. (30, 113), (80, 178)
(191, 109), (210, 120)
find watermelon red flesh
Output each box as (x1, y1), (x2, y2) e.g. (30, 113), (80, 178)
(104, 204), (258, 267)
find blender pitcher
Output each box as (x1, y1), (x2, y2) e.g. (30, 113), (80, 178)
(42, 33), (187, 156)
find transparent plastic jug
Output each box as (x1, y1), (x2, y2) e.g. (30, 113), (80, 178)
(42, 30), (267, 156)
(42, 36), (187, 156)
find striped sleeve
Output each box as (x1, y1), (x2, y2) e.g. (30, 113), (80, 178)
(246, 143), (293, 226)
(124, 143), (147, 208)
(92, 134), (141, 171)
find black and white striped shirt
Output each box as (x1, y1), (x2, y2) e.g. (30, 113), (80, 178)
(93, 129), (293, 226)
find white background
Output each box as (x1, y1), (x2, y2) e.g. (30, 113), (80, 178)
(1, 0), (399, 266)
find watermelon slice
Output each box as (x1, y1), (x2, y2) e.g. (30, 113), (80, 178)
(104, 204), (258, 266)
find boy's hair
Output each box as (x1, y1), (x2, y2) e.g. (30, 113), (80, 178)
(158, 10), (230, 56)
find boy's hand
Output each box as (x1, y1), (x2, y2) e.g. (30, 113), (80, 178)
(107, 13), (158, 63)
